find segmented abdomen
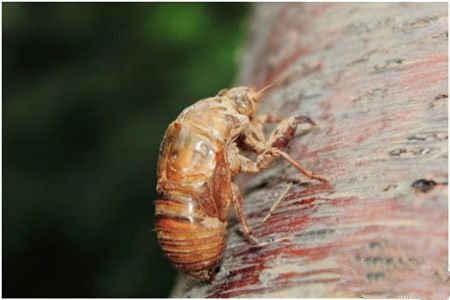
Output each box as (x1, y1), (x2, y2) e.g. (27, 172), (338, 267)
(155, 192), (226, 281)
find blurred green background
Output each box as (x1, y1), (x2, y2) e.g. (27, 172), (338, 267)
(3, 3), (249, 297)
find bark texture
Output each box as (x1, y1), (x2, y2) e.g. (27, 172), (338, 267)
(171, 3), (448, 298)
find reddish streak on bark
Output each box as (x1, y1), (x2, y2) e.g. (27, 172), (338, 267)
(286, 183), (336, 199)
(400, 55), (448, 91)
(212, 278), (342, 298)
(277, 268), (335, 280)
(208, 264), (266, 297)
(262, 47), (311, 87)
(310, 3), (335, 17)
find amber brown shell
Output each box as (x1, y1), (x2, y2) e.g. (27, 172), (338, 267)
(155, 93), (252, 281)
(155, 194), (227, 281)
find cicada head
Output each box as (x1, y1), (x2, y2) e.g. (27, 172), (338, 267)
(217, 84), (273, 119)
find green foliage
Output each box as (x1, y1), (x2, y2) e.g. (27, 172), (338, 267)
(148, 4), (210, 44)
(3, 3), (249, 297)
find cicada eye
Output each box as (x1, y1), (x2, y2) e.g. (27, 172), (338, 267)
(235, 94), (254, 116)
(236, 96), (248, 109)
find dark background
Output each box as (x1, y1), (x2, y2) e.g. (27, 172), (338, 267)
(3, 3), (249, 297)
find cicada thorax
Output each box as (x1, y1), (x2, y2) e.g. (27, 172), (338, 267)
(155, 118), (233, 281)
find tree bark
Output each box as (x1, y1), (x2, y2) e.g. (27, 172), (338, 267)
(171, 3), (448, 298)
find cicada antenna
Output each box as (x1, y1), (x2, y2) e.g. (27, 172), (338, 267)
(256, 83), (274, 100)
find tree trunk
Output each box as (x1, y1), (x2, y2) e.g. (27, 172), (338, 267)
(171, 3), (448, 298)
